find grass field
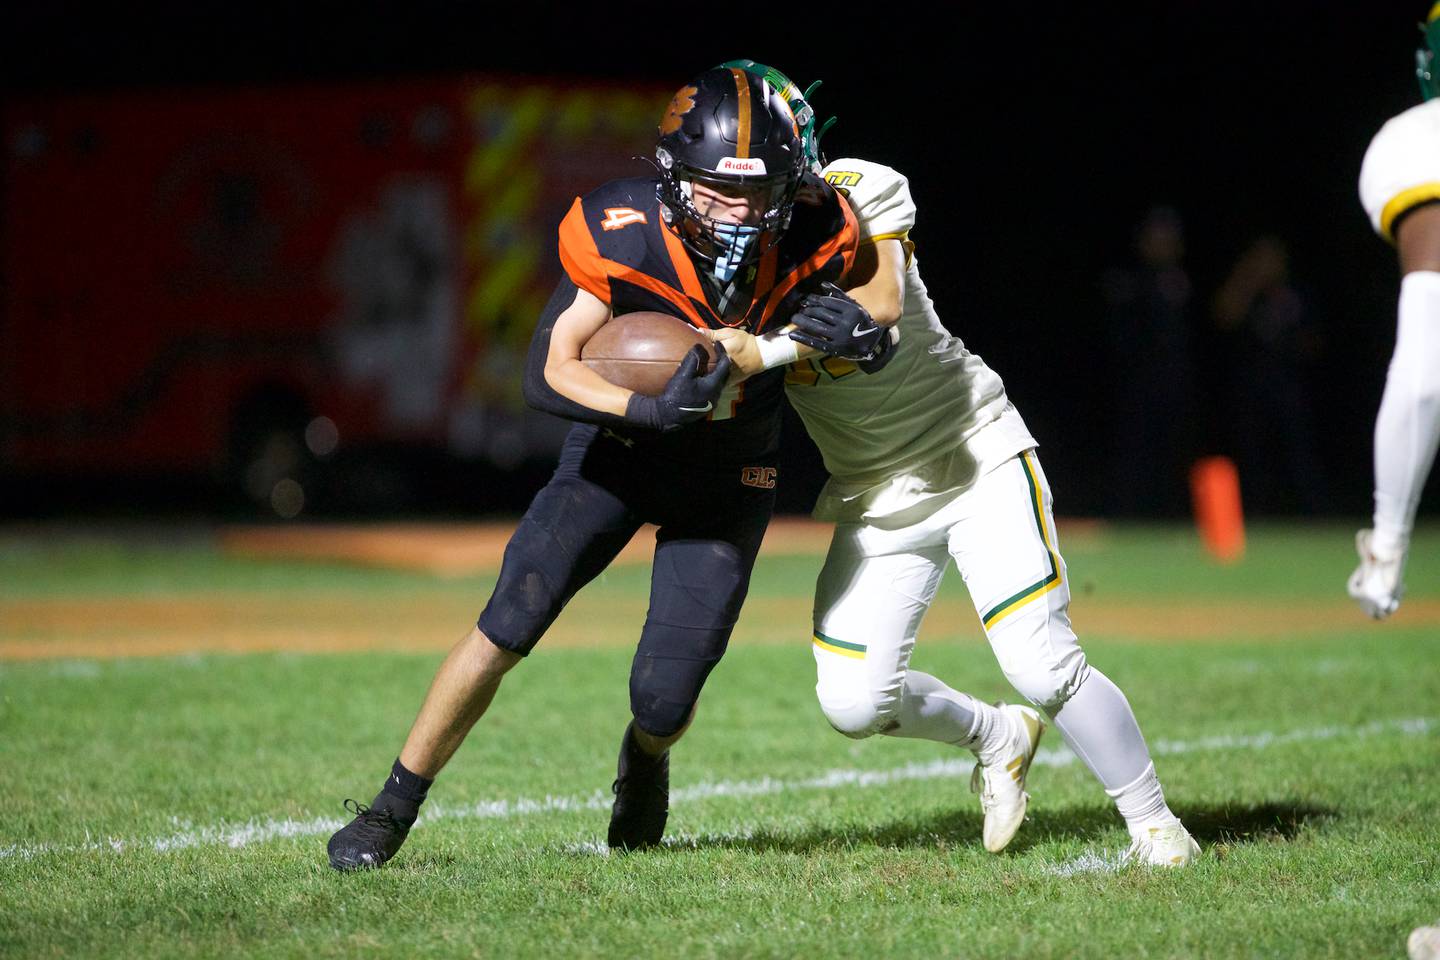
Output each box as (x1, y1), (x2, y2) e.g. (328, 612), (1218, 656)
(1, 521), (1438, 958)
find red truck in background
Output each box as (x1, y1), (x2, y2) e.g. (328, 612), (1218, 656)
(1, 77), (663, 516)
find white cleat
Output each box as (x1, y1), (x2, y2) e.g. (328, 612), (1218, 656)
(970, 704), (1046, 854)
(1122, 823), (1200, 867)
(1348, 528), (1405, 620)
(1409, 923), (1440, 960)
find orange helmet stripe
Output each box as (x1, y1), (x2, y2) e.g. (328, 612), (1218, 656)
(730, 67), (751, 159)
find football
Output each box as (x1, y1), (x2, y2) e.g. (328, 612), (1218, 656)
(581, 311), (718, 395)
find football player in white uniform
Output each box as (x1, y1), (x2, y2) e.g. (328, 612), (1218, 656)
(1352, 3), (1440, 619)
(713, 61), (1198, 865)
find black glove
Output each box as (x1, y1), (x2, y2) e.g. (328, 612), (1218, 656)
(788, 281), (886, 361)
(856, 325), (899, 374)
(624, 343), (732, 432)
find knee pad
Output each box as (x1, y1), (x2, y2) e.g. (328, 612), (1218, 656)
(477, 479), (637, 655)
(815, 671), (901, 739)
(1002, 649), (1090, 712)
(985, 595), (1090, 712)
(629, 536), (757, 737)
(629, 682), (698, 739)
(630, 623), (730, 739)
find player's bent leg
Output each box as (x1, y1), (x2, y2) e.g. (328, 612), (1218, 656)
(951, 451), (1196, 864)
(629, 535), (751, 738)
(609, 533), (757, 851)
(327, 626), (520, 872)
(812, 528), (969, 740)
(329, 469), (640, 871)
(812, 522), (1038, 851)
(399, 627), (522, 777)
(476, 476), (643, 657)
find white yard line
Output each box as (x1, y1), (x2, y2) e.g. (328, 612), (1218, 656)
(1, 716), (1432, 864)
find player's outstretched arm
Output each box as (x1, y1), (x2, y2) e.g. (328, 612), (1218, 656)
(1351, 204), (1440, 618)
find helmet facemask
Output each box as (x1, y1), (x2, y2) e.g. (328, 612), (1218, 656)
(658, 157), (800, 283)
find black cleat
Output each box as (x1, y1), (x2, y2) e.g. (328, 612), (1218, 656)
(327, 797), (413, 871)
(607, 724), (670, 851)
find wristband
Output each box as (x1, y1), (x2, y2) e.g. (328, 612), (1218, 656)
(755, 329), (801, 369)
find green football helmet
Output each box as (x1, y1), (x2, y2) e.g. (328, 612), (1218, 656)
(718, 59), (836, 171)
(1419, 2), (1440, 100)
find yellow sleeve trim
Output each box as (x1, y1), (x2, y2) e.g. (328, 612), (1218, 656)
(1381, 182), (1440, 242)
(861, 230), (915, 268)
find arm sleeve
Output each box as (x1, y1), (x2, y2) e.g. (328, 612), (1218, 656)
(1370, 270), (1440, 552)
(522, 278), (632, 429)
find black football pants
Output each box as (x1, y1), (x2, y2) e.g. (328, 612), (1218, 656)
(477, 426), (774, 737)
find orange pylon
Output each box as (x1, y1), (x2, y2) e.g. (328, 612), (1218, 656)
(1190, 456), (1245, 563)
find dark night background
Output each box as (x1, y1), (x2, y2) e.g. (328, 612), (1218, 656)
(2, 1), (1433, 520)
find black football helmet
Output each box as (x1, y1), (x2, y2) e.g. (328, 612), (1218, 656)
(655, 67), (806, 283)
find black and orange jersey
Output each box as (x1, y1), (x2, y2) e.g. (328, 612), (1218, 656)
(555, 172), (858, 463)
(559, 172), (857, 333)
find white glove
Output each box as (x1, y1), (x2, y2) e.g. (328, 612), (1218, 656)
(1347, 528), (1406, 620)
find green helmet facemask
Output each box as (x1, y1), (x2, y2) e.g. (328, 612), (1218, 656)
(718, 59), (836, 171)
(1418, 2), (1440, 100)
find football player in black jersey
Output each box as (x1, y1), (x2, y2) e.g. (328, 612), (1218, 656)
(326, 66), (861, 869)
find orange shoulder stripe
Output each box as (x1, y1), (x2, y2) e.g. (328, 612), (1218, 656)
(558, 197), (610, 303)
(758, 198), (860, 331)
(559, 198), (707, 327)
(659, 214), (713, 314)
(607, 264), (707, 327)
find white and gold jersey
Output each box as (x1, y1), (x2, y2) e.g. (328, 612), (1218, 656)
(788, 158), (1035, 523)
(1360, 98), (1440, 242)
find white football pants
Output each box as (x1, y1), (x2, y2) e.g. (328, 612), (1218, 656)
(812, 450), (1156, 790)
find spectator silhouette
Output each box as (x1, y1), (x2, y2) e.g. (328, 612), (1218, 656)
(1213, 235), (1329, 514)
(1101, 206), (1199, 517)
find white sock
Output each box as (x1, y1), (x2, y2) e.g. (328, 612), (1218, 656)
(1045, 667), (1155, 789)
(1372, 271), (1440, 555)
(1106, 762), (1181, 836)
(884, 670), (998, 752)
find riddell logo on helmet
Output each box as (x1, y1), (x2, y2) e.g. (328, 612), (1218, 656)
(717, 157), (768, 175)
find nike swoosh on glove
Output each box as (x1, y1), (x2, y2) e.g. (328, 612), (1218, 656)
(788, 281), (886, 361)
(624, 343), (732, 432)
